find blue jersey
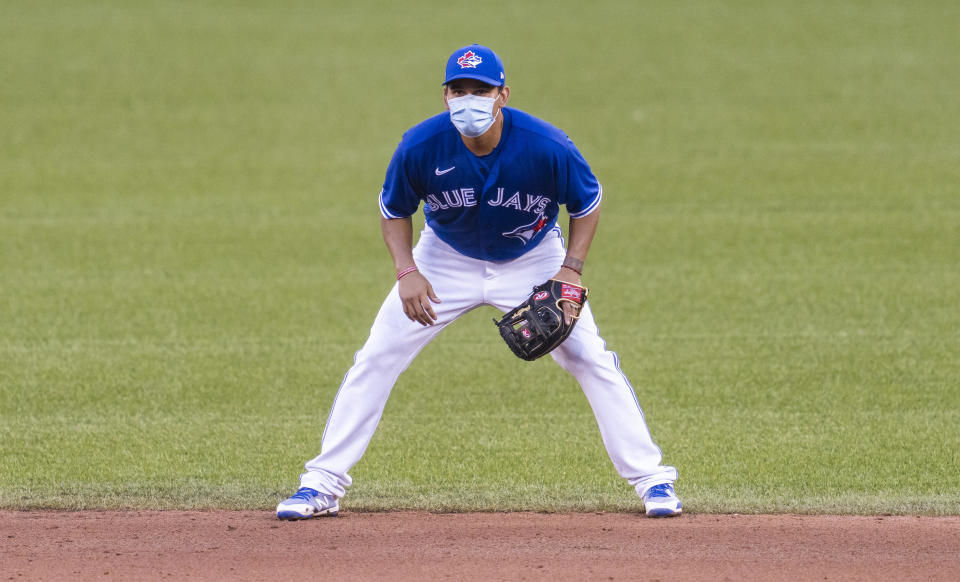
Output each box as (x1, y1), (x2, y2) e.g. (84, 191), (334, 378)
(378, 108), (602, 261)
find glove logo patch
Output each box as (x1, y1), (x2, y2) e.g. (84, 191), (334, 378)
(561, 284), (583, 302)
(520, 327), (532, 339)
(533, 291), (550, 301)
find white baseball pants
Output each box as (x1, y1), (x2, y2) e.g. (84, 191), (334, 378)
(299, 226), (677, 498)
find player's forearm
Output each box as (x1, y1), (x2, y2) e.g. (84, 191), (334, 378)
(380, 216), (416, 271)
(563, 209), (600, 274)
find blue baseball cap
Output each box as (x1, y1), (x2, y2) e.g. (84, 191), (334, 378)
(443, 44), (505, 87)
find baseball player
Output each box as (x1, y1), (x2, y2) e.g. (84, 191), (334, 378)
(277, 44), (682, 519)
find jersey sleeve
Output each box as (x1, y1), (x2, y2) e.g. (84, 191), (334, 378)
(559, 139), (603, 218)
(378, 146), (421, 219)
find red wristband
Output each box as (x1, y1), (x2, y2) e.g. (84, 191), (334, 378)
(561, 264), (582, 276)
(397, 265), (418, 280)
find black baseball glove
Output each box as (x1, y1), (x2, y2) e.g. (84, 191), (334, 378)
(493, 279), (588, 361)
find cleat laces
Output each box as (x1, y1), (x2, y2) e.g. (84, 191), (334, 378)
(647, 484), (673, 499)
(289, 487), (320, 502)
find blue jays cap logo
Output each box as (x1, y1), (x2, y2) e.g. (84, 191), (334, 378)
(444, 44), (505, 86)
(457, 51), (483, 69)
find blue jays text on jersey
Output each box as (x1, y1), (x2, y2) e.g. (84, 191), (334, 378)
(378, 107), (603, 261)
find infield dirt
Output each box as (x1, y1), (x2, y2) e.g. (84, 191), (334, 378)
(2, 511), (958, 581)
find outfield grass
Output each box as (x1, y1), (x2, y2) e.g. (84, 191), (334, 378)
(2, 1), (958, 514)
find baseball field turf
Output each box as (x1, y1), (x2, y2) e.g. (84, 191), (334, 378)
(2, 0), (958, 515)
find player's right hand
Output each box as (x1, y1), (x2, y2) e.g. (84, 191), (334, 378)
(398, 271), (442, 326)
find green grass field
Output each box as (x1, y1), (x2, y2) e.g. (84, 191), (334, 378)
(2, 0), (958, 514)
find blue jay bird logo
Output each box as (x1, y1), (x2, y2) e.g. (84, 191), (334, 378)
(503, 213), (548, 244)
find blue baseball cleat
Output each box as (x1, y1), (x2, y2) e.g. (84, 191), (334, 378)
(276, 487), (339, 520)
(642, 483), (683, 517)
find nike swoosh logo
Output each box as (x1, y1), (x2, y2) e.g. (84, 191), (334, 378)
(435, 166), (455, 176)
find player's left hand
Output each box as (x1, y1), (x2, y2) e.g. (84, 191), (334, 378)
(551, 267), (583, 324)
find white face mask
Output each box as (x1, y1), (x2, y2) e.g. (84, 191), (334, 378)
(447, 93), (500, 138)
